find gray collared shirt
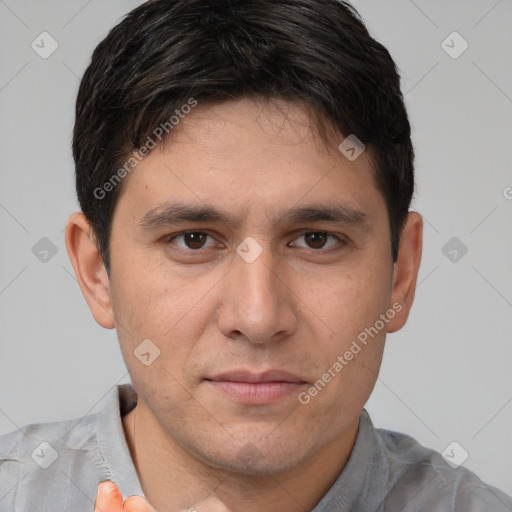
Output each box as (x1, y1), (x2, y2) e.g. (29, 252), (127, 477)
(1, 384), (511, 511)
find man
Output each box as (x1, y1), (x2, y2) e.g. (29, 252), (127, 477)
(1, 0), (511, 511)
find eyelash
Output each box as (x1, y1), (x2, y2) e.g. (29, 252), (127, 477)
(163, 230), (349, 254)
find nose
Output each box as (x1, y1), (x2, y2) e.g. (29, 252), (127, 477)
(217, 244), (298, 345)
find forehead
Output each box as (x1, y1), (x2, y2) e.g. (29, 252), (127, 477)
(114, 97), (381, 221)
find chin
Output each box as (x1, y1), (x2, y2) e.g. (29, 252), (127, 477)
(188, 433), (309, 477)
(205, 451), (296, 476)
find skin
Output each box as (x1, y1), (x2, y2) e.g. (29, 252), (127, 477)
(67, 98), (422, 512)
(94, 481), (156, 512)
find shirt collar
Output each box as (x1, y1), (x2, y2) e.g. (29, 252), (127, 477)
(311, 408), (390, 511)
(96, 383), (145, 499)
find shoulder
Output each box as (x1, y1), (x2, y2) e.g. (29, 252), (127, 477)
(0, 413), (108, 511)
(375, 426), (512, 511)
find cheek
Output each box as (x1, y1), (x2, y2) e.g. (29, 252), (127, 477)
(110, 261), (216, 375)
(300, 329), (385, 429)
(306, 262), (393, 344)
(297, 255), (392, 401)
(113, 251), (217, 331)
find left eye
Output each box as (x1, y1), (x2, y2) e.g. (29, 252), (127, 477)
(168, 232), (219, 250)
(289, 232), (341, 250)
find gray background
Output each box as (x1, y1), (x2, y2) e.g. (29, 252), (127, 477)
(1, 0), (511, 497)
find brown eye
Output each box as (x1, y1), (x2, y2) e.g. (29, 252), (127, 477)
(304, 232), (328, 249)
(182, 232), (208, 249)
(168, 231), (218, 250)
(289, 231), (343, 251)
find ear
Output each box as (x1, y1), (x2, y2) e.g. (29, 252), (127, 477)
(65, 212), (116, 329)
(387, 212), (423, 333)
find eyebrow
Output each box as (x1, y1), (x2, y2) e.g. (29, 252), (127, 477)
(275, 204), (370, 229)
(138, 203), (240, 231)
(137, 202), (371, 232)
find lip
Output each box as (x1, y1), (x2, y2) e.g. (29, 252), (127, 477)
(208, 369), (306, 384)
(205, 370), (307, 405)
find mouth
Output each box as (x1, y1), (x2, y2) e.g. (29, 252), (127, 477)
(205, 370), (307, 405)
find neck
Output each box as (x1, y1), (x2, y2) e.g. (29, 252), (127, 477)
(122, 399), (359, 512)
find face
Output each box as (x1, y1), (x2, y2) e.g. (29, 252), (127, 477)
(71, 98), (420, 475)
